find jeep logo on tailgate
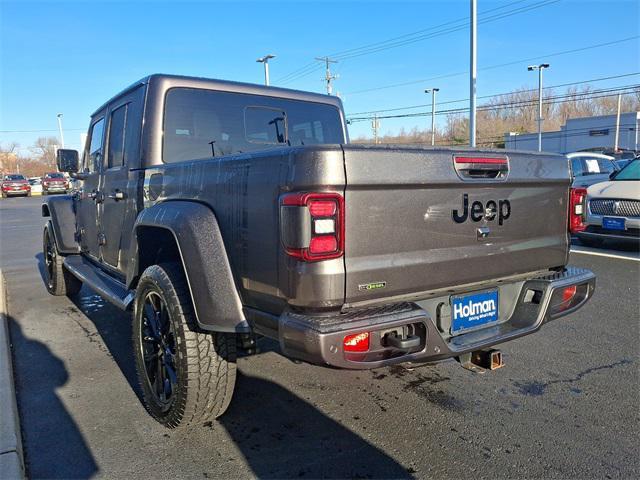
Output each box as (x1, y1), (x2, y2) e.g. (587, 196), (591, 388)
(452, 194), (511, 225)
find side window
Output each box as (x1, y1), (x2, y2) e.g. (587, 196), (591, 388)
(87, 118), (105, 173)
(596, 158), (615, 174)
(107, 104), (128, 168)
(571, 158), (583, 177)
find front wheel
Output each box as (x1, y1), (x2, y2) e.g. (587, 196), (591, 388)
(42, 224), (82, 296)
(132, 263), (237, 428)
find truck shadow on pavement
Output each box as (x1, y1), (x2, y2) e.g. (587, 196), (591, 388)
(57, 287), (410, 478)
(8, 316), (99, 479)
(210, 372), (411, 479)
(33, 253), (410, 478)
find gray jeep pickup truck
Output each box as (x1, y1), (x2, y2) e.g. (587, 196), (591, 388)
(43, 74), (595, 428)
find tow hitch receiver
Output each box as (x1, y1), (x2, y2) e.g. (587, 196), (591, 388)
(458, 349), (504, 374)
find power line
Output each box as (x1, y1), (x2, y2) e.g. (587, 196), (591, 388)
(345, 36), (640, 95)
(347, 72), (640, 116)
(276, 0), (563, 85)
(347, 85), (640, 122)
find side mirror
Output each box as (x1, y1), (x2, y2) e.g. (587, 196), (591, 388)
(56, 149), (79, 173)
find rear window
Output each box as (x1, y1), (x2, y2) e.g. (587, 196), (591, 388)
(580, 157), (617, 176)
(163, 88), (344, 163)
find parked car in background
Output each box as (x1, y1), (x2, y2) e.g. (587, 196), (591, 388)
(577, 159), (640, 248)
(42, 172), (70, 195)
(567, 152), (620, 234)
(1, 173), (31, 197)
(29, 177), (43, 195)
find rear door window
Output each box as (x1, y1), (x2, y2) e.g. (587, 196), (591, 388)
(107, 104), (128, 168)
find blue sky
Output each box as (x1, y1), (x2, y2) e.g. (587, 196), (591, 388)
(1, 0), (639, 154)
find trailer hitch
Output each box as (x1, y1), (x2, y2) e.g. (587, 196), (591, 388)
(457, 349), (504, 374)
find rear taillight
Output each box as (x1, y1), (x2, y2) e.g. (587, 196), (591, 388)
(569, 187), (587, 234)
(281, 192), (344, 261)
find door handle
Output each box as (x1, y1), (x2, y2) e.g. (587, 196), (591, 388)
(108, 190), (126, 201)
(91, 190), (104, 204)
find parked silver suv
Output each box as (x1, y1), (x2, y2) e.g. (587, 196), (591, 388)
(578, 159), (640, 247)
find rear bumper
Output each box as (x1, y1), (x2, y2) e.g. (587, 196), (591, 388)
(2, 189), (30, 196)
(277, 267), (596, 369)
(577, 227), (640, 245)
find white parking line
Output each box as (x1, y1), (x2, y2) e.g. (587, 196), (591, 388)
(570, 246), (640, 262)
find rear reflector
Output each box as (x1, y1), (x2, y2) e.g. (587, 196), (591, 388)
(343, 332), (370, 352)
(562, 285), (577, 303)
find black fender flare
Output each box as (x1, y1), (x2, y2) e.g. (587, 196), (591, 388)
(132, 201), (249, 334)
(41, 195), (79, 254)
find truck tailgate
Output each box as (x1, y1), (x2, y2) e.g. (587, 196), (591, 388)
(342, 145), (570, 306)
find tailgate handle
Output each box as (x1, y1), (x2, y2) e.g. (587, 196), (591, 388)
(454, 156), (509, 180)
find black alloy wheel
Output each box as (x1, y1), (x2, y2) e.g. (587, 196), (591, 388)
(139, 290), (179, 409)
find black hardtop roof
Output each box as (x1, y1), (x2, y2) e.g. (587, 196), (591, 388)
(91, 73), (344, 117)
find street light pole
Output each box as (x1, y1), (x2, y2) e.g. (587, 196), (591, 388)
(469, 0), (477, 147)
(56, 113), (65, 148)
(256, 54), (276, 86)
(528, 63), (550, 152)
(425, 88), (439, 146)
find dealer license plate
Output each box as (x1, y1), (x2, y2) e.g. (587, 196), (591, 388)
(451, 290), (499, 334)
(602, 217), (625, 231)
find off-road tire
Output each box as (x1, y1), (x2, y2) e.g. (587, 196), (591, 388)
(43, 223), (82, 296)
(132, 262), (237, 428)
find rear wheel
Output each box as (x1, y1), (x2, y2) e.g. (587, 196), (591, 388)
(132, 263), (237, 428)
(42, 224), (82, 296)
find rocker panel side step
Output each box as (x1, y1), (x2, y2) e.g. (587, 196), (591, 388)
(63, 256), (134, 310)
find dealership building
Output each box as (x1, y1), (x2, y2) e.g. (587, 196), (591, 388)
(504, 111), (639, 153)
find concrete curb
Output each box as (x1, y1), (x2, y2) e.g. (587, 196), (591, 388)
(0, 270), (25, 479)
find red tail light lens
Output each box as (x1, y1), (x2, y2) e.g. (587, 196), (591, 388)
(309, 235), (338, 254)
(309, 200), (337, 217)
(281, 192), (344, 262)
(343, 332), (370, 352)
(562, 285), (577, 303)
(569, 187), (587, 234)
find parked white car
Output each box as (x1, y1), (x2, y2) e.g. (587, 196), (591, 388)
(28, 177), (43, 195)
(577, 159), (640, 248)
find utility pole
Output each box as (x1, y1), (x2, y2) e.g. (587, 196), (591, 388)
(527, 63), (550, 152)
(315, 56), (338, 95)
(469, 0), (477, 147)
(256, 54), (276, 86)
(57, 113), (65, 148)
(614, 93), (622, 152)
(372, 115), (380, 144)
(425, 88), (439, 146)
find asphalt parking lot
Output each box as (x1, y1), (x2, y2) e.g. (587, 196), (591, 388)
(1, 196), (638, 479)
